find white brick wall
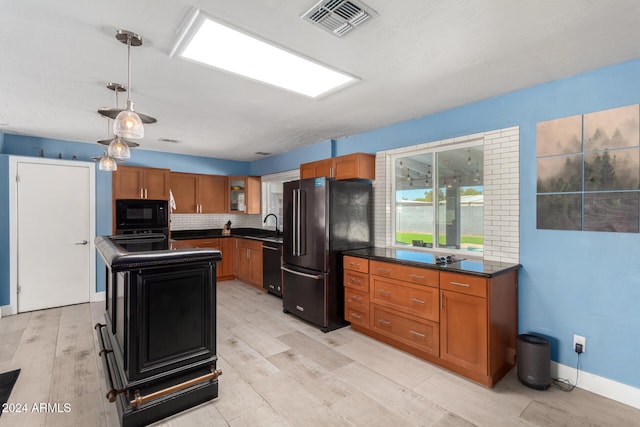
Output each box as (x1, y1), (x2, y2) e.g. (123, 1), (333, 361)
(374, 126), (520, 263)
(483, 126), (519, 263)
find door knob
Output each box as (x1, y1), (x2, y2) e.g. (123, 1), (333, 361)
(75, 240), (88, 245)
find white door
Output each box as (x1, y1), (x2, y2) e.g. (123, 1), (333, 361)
(16, 162), (92, 312)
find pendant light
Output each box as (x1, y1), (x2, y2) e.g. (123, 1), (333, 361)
(98, 82), (140, 153)
(112, 30), (148, 139)
(98, 150), (118, 171)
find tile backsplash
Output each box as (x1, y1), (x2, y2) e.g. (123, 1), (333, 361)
(170, 213), (263, 231)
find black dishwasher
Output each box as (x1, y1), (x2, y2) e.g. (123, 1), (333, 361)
(262, 241), (283, 297)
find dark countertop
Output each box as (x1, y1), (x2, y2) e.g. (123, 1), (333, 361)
(343, 247), (520, 278)
(171, 228), (283, 244)
(96, 234), (222, 272)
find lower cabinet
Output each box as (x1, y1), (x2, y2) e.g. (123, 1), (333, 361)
(173, 238), (233, 280)
(343, 255), (518, 387)
(233, 238), (263, 289)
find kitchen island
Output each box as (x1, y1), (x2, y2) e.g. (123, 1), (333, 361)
(95, 233), (222, 427)
(342, 247), (520, 387)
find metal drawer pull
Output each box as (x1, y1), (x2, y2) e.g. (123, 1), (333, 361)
(450, 281), (471, 287)
(410, 297), (426, 304)
(409, 274), (425, 279)
(351, 313), (362, 319)
(410, 330), (426, 338)
(281, 267), (323, 280)
(376, 268), (391, 273)
(349, 262), (360, 267)
(350, 278), (362, 284)
(350, 295), (362, 301)
(377, 290), (391, 295)
(378, 319), (391, 325)
(130, 367), (222, 407)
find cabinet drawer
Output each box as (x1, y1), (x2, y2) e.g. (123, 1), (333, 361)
(370, 261), (439, 288)
(344, 256), (369, 273)
(370, 275), (439, 322)
(344, 270), (369, 292)
(345, 303), (369, 328)
(440, 272), (487, 298)
(345, 288), (368, 312)
(370, 304), (439, 356)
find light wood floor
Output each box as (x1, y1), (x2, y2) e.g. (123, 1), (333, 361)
(1, 279), (638, 426)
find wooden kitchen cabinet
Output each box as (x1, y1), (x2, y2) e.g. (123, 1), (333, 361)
(217, 238), (234, 280)
(300, 153), (375, 180)
(113, 165), (170, 200)
(344, 256), (370, 329)
(170, 172), (227, 214)
(233, 238), (263, 288)
(368, 260), (440, 357)
(344, 254), (518, 387)
(172, 237), (234, 280)
(228, 176), (260, 214)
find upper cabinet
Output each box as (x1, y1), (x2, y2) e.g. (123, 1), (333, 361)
(170, 172), (227, 214)
(228, 176), (261, 214)
(300, 153), (375, 180)
(113, 165), (170, 200)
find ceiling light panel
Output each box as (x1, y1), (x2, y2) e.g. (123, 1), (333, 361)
(171, 10), (358, 98)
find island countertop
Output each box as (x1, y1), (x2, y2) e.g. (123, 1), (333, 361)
(342, 247), (520, 278)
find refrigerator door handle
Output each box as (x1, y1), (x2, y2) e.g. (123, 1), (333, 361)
(292, 189), (298, 256)
(281, 266), (323, 280)
(298, 189), (306, 256)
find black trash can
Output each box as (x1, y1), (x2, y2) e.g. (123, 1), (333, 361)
(517, 334), (550, 390)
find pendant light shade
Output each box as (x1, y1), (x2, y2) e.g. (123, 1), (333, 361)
(108, 135), (131, 159)
(113, 30), (147, 139)
(98, 150), (118, 171)
(113, 100), (143, 139)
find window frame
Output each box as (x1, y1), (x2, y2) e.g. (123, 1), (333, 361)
(390, 139), (484, 257)
(260, 169), (299, 231)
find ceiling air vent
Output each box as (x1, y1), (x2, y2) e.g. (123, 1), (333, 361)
(301, 0), (377, 37)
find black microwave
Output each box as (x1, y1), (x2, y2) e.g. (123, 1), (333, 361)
(115, 199), (168, 230)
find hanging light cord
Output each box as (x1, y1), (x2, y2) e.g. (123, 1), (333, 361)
(126, 34), (133, 108)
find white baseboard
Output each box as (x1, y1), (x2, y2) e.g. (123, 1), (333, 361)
(552, 361), (640, 410)
(91, 291), (106, 302)
(0, 304), (16, 317)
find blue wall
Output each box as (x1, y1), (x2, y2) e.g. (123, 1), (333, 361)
(250, 58), (640, 389)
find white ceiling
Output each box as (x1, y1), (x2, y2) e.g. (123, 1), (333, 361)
(2, 0), (640, 161)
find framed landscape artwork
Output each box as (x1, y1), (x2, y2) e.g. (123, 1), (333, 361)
(536, 104), (640, 233)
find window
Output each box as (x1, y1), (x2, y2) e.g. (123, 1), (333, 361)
(261, 169), (299, 231)
(393, 142), (484, 253)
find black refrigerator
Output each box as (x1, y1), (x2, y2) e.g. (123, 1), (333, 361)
(282, 177), (372, 332)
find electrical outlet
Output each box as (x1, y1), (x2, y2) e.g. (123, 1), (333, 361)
(573, 334), (586, 353)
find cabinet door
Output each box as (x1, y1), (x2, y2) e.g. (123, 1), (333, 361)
(113, 165), (145, 199)
(144, 168), (170, 200)
(314, 159), (335, 178)
(249, 246), (263, 286)
(170, 173), (198, 213)
(334, 153), (375, 180)
(300, 159), (334, 179)
(440, 290), (488, 375)
(200, 175), (227, 213)
(244, 176), (261, 214)
(227, 176), (260, 214)
(218, 238), (234, 279)
(300, 163), (316, 179)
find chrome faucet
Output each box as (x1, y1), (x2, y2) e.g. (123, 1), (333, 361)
(263, 213), (279, 235)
